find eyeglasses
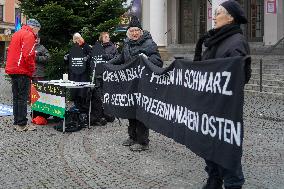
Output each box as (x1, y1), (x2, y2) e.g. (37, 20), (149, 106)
(128, 28), (141, 33)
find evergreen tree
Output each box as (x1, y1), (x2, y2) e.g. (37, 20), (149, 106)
(19, 0), (128, 49)
(19, 0), (128, 79)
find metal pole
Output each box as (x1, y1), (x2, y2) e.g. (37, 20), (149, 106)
(63, 88), (67, 133)
(31, 80), (34, 120)
(259, 58), (263, 92)
(88, 57), (98, 129)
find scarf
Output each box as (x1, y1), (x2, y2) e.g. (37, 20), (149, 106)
(194, 24), (243, 61)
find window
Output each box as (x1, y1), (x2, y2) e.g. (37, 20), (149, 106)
(15, 8), (21, 24)
(0, 5), (3, 21)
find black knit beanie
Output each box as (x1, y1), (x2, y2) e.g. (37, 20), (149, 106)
(221, 0), (248, 24)
(127, 15), (142, 30)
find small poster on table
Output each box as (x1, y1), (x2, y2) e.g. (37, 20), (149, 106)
(31, 82), (66, 118)
(69, 44), (85, 75)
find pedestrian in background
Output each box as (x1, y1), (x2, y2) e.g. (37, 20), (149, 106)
(5, 19), (41, 132)
(109, 15), (163, 151)
(194, 1), (251, 189)
(33, 35), (50, 81)
(31, 35), (50, 120)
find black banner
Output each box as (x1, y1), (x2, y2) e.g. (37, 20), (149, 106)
(91, 42), (107, 75)
(69, 44), (85, 75)
(102, 56), (248, 170)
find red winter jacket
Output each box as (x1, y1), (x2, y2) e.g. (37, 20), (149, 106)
(5, 25), (37, 77)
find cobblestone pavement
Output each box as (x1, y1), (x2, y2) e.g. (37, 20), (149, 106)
(0, 68), (283, 189)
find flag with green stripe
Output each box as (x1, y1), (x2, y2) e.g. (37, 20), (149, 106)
(31, 82), (66, 118)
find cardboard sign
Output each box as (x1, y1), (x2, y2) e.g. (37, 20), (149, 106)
(91, 42), (107, 75)
(69, 44), (86, 75)
(31, 82), (66, 118)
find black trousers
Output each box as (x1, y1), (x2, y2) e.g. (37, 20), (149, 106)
(89, 88), (104, 122)
(205, 160), (245, 188)
(128, 119), (149, 145)
(11, 75), (30, 126)
(73, 96), (89, 113)
(90, 78), (113, 122)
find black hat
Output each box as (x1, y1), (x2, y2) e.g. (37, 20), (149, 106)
(221, 0), (248, 24)
(127, 15), (142, 30)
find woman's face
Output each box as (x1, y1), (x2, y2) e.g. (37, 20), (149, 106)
(73, 37), (84, 45)
(128, 27), (142, 41)
(102, 34), (110, 43)
(213, 6), (233, 29)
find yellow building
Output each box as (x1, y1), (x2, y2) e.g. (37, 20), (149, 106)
(0, 0), (25, 63)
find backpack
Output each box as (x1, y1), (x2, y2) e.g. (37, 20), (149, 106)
(54, 109), (87, 132)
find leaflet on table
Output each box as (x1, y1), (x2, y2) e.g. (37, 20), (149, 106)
(38, 80), (92, 86)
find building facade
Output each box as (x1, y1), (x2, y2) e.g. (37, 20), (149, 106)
(0, 0), (24, 63)
(142, 0), (284, 47)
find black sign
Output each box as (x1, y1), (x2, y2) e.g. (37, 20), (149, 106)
(91, 42), (107, 76)
(102, 56), (249, 171)
(69, 44), (86, 75)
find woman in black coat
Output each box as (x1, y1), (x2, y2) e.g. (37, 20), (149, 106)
(194, 1), (251, 189)
(110, 30), (163, 67)
(89, 32), (118, 125)
(99, 32), (118, 61)
(64, 33), (92, 113)
(109, 16), (163, 151)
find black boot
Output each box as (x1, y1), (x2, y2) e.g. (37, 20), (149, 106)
(104, 114), (115, 122)
(129, 143), (149, 151)
(90, 117), (107, 126)
(202, 177), (223, 189)
(100, 118), (107, 125)
(122, 138), (136, 146)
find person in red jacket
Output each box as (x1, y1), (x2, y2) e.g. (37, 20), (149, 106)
(5, 18), (41, 132)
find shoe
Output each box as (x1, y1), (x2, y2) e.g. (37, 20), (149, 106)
(104, 114), (115, 122)
(91, 118), (107, 126)
(27, 124), (37, 131)
(129, 144), (149, 152)
(225, 187), (242, 189)
(122, 138), (136, 146)
(78, 113), (88, 128)
(202, 177), (223, 189)
(14, 125), (29, 132)
(99, 118), (107, 126)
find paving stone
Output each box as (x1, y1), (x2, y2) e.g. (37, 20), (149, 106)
(0, 68), (283, 188)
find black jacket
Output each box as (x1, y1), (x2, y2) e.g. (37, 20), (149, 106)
(202, 33), (250, 60)
(66, 42), (92, 82)
(102, 42), (118, 61)
(109, 31), (163, 67)
(197, 24), (251, 83)
(33, 43), (50, 77)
